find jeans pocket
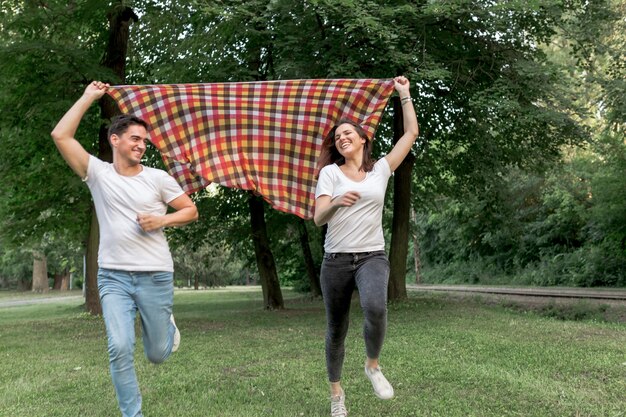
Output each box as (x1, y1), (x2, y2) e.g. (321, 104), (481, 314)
(150, 271), (173, 285)
(97, 268), (112, 280)
(97, 269), (111, 291)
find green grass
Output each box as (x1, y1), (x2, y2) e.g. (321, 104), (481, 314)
(1, 288), (625, 417)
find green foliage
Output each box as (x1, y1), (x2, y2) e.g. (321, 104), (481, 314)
(73, 276), (84, 290)
(1, 0), (621, 291)
(167, 186), (257, 279)
(264, 209), (324, 286)
(518, 241), (626, 287)
(172, 240), (245, 287)
(0, 230), (84, 289)
(128, 0), (605, 290)
(128, 0), (595, 195)
(0, 245), (32, 288)
(0, 0), (116, 250)
(419, 258), (510, 285)
(415, 0), (626, 288)
(586, 133), (626, 246)
(418, 130), (626, 287)
(168, 185), (324, 288)
(563, 0), (625, 129)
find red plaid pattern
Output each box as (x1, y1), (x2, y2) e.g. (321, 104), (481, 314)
(107, 78), (395, 219)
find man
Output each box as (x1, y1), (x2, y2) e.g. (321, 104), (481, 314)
(51, 80), (198, 417)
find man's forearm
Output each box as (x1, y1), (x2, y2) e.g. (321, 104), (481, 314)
(162, 206), (199, 227)
(51, 94), (97, 143)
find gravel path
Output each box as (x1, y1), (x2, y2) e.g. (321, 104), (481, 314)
(0, 295), (83, 308)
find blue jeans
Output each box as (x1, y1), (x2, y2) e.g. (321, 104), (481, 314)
(320, 251), (390, 382)
(98, 268), (177, 417)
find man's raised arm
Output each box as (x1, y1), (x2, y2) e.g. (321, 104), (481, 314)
(51, 81), (109, 178)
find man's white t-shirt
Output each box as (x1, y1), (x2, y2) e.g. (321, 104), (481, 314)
(85, 155), (185, 272)
(315, 158), (392, 253)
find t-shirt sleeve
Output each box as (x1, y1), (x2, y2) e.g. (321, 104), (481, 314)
(376, 157), (392, 179)
(84, 155), (106, 185)
(160, 172), (186, 204)
(315, 166), (335, 199)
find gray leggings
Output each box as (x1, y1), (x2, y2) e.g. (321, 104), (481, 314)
(320, 251), (390, 382)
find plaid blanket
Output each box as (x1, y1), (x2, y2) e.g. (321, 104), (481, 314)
(107, 78), (395, 219)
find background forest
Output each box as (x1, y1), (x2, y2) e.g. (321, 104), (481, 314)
(0, 0), (624, 303)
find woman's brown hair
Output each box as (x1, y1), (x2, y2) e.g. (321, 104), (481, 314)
(315, 118), (374, 179)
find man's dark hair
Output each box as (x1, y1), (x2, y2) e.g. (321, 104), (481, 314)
(108, 114), (150, 139)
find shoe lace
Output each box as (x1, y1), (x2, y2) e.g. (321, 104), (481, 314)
(371, 368), (385, 383)
(366, 367), (392, 394)
(331, 395), (347, 417)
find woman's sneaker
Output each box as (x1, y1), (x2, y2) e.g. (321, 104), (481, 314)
(364, 366), (394, 399)
(330, 390), (347, 417)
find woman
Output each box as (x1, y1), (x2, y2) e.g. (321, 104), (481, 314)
(314, 76), (419, 417)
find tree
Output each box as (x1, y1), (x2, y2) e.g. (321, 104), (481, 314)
(127, 0), (610, 298)
(172, 240), (244, 288)
(83, 3), (138, 315)
(127, 1), (297, 308)
(3, 0), (619, 302)
(0, 243), (34, 290)
(249, 194), (284, 309)
(0, 1), (140, 313)
(0, 0), (112, 297)
(297, 218), (322, 297)
(31, 250), (48, 293)
(410, 0), (625, 287)
(388, 97), (415, 300)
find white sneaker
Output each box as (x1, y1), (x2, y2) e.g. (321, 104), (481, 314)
(364, 365), (394, 399)
(330, 390), (348, 417)
(170, 314), (180, 353)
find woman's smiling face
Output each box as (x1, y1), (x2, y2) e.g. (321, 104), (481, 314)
(334, 122), (366, 158)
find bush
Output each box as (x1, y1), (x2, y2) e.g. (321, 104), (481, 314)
(73, 277), (83, 289)
(420, 258), (512, 285)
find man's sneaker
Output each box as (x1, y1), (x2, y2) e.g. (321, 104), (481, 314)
(170, 314), (180, 353)
(364, 365), (394, 399)
(330, 390), (347, 417)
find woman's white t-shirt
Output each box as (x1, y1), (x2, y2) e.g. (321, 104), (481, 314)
(315, 158), (392, 253)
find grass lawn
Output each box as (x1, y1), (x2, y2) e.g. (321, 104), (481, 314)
(1, 288), (625, 417)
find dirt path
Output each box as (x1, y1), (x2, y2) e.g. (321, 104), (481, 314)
(0, 295), (84, 308)
(407, 284), (626, 300)
(4, 285), (625, 310)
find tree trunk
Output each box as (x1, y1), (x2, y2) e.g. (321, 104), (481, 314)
(53, 273), (61, 289)
(248, 193), (284, 310)
(411, 209), (422, 284)
(83, 4), (138, 315)
(388, 96), (414, 301)
(298, 218), (322, 297)
(31, 251), (48, 293)
(85, 207), (102, 314)
(61, 271), (70, 290)
(52, 267), (70, 290)
(17, 278), (30, 291)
